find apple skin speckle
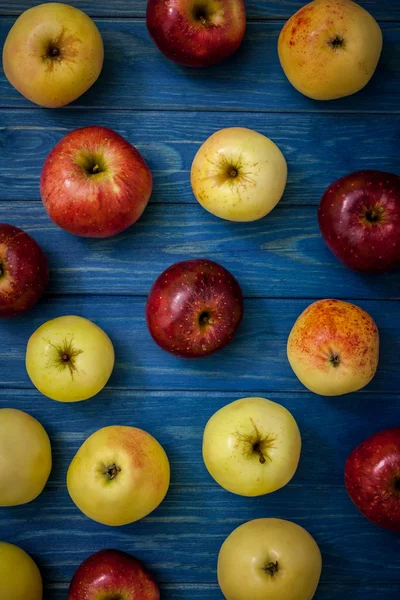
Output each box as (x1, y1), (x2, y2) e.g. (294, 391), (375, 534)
(68, 549), (160, 600)
(0, 223), (48, 318)
(318, 170), (400, 273)
(345, 428), (400, 532)
(146, 0), (246, 68)
(146, 258), (243, 358)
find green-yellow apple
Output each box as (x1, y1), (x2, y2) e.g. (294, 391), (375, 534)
(278, 0), (382, 101)
(25, 315), (115, 402)
(218, 519), (322, 600)
(203, 397), (301, 496)
(67, 425), (170, 526)
(0, 408), (52, 506)
(2, 3), (104, 108)
(0, 542), (42, 600)
(191, 127), (287, 221)
(287, 299), (379, 396)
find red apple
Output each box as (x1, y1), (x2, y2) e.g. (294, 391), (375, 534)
(345, 428), (400, 532)
(318, 170), (400, 273)
(146, 258), (243, 358)
(0, 223), (48, 317)
(146, 0), (246, 67)
(40, 126), (152, 238)
(68, 549), (159, 600)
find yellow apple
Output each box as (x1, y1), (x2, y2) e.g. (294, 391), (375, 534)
(278, 0), (382, 100)
(0, 408), (52, 506)
(191, 127), (287, 222)
(67, 425), (170, 526)
(218, 518), (322, 600)
(0, 542), (42, 600)
(2, 3), (104, 108)
(26, 315), (115, 402)
(203, 397), (301, 496)
(287, 299), (379, 396)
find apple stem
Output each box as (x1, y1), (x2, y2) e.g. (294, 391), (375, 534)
(92, 164), (100, 174)
(253, 442), (266, 464)
(229, 168), (238, 178)
(62, 354), (69, 362)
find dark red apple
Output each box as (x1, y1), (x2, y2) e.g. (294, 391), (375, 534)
(40, 126), (152, 238)
(68, 549), (160, 600)
(318, 170), (400, 273)
(0, 223), (48, 317)
(345, 428), (400, 532)
(146, 0), (246, 68)
(146, 258), (243, 358)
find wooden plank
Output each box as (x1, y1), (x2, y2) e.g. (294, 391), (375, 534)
(1, 388), (398, 488)
(0, 202), (399, 300)
(0, 296), (398, 392)
(46, 583), (400, 600)
(0, 21), (398, 112)
(2, 485), (399, 585)
(0, 1), (398, 20)
(0, 112), (398, 203)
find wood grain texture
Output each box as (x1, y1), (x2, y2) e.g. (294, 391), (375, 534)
(2, 389), (398, 488)
(0, 20), (399, 112)
(0, 0), (398, 20)
(0, 2), (399, 598)
(0, 296), (398, 392)
(1, 202), (400, 300)
(45, 583), (400, 600)
(0, 112), (398, 203)
(3, 485), (400, 585)
(3, 484), (400, 587)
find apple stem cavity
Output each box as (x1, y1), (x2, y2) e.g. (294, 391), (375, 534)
(329, 35), (345, 50)
(0, 262), (3, 279)
(329, 353), (341, 368)
(235, 420), (276, 465)
(229, 168), (238, 178)
(106, 463), (121, 481)
(199, 310), (214, 326)
(263, 561), (279, 577)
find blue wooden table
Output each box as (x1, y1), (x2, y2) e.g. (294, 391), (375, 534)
(0, 1), (399, 598)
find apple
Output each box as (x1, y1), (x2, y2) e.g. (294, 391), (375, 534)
(287, 299), (379, 396)
(146, 0), (246, 68)
(67, 425), (170, 526)
(203, 397), (301, 496)
(40, 126), (152, 238)
(318, 170), (400, 273)
(25, 315), (115, 402)
(218, 518), (322, 600)
(191, 128), (287, 221)
(278, 0), (383, 100)
(146, 258), (243, 358)
(0, 408), (51, 506)
(0, 542), (42, 600)
(0, 223), (48, 317)
(69, 549), (160, 600)
(2, 3), (104, 108)
(345, 428), (400, 532)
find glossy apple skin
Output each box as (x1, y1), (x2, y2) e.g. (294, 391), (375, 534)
(319, 171), (400, 273)
(0, 223), (48, 317)
(41, 126), (152, 238)
(146, 258), (243, 358)
(68, 549), (160, 600)
(146, 0), (246, 67)
(345, 428), (400, 532)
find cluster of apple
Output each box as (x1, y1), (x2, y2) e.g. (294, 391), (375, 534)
(0, 1), (399, 600)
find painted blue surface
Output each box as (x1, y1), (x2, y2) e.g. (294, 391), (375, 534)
(0, 2), (399, 599)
